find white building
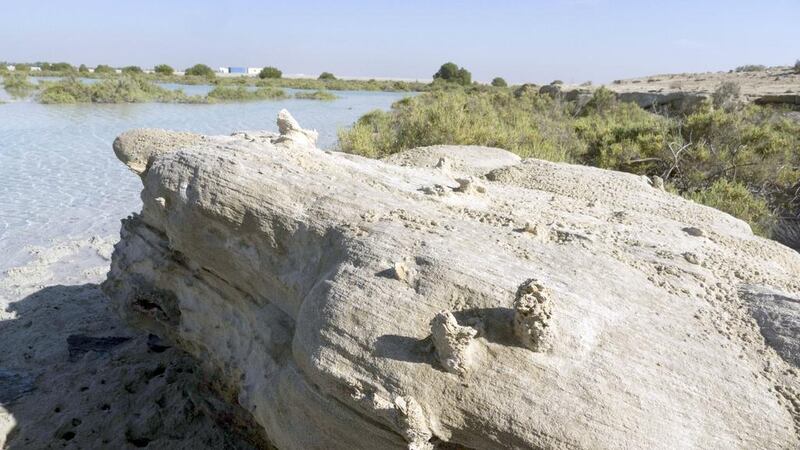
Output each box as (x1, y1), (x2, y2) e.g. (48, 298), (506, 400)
(5, 65), (14, 71)
(30, 66), (42, 72)
(218, 67), (229, 74)
(247, 67), (263, 76)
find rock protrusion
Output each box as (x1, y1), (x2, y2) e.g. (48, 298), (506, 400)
(275, 109), (319, 147)
(513, 279), (554, 352)
(430, 311), (477, 375)
(349, 384), (433, 450)
(650, 176), (665, 191)
(112, 129), (206, 178)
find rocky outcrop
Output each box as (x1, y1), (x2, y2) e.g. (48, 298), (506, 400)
(104, 111), (800, 449)
(616, 91), (709, 112)
(754, 94), (800, 106)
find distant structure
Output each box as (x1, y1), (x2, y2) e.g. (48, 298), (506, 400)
(30, 66), (41, 72)
(5, 65), (14, 71)
(216, 66), (266, 77)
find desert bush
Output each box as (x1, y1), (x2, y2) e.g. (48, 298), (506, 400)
(94, 65), (114, 74)
(38, 76), (204, 104)
(688, 179), (774, 235)
(185, 64), (215, 78)
(712, 81), (741, 110)
(154, 64), (174, 75)
(735, 64), (766, 72)
(294, 90), (337, 100)
(259, 67), (282, 79)
(121, 66), (143, 74)
(491, 77), (508, 87)
(78, 64), (89, 73)
(433, 62), (472, 86)
(2, 73), (36, 98)
(339, 89), (581, 161)
(207, 85), (286, 101)
(318, 72), (337, 81)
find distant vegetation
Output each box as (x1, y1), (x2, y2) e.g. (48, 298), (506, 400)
(294, 90), (337, 101)
(207, 85), (286, 101)
(491, 77), (507, 87)
(185, 64), (215, 78)
(318, 72), (337, 81)
(433, 62), (472, 86)
(735, 64), (767, 72)
(259, 67), (282, 79)
(78, 64), (89, 73)
(2, 73), (36, 98)
(794, 60), (800, 74)
(38, 76), (204, 104)
(154, 64), (174, 75)
(94, 65), (115, 74)
(339, 85), (800, 238)
(121, 66), (143, 74)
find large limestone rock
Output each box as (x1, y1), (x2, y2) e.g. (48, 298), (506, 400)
(104, 111), (800, 449)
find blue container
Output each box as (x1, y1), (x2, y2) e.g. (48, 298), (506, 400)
(228, 67), (246, 74)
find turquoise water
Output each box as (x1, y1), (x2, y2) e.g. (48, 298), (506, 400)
(0, 90), (408, 270)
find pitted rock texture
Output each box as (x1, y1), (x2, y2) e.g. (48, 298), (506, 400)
(430, 310), (477, 375)
(513, 279), (554, 352)
(104, 111), (800, 449)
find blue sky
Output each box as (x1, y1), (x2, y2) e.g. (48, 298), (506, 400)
(1, 0), (798, 83)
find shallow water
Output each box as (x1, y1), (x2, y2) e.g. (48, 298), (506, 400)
(0, 91), (409, 271)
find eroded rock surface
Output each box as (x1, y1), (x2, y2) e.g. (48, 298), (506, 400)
(103, 111), (800, 449)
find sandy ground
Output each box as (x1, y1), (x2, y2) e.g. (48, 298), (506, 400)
(604, 65), (800, 98)
(0, 235), (254, 449)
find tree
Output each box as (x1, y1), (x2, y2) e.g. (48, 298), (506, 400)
(433, 62), (472, 86)
(491, 77), (507, 87)
(318, 72), (336, 81)
(15, 64), (30, 72)
(78, 64), (89, 73)
(121, 66), (143, 74)
(185, 64), (215, 78)
(94, 65), (114, 74)
(154, 64), (174, 76)
(259, 66), (282, 79)
(50, 62), (74, 72)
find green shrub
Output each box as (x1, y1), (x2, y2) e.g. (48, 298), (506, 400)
(339, 89), (581, 160)
(14, 64), (30, 72)
(154, 64), (174, 75)
(3, 73), (37, 98)
(38, 76), (205, 104)
(734, 64), (766, 72)
(491, 77), (507, 87)
(688, 179), (774, 236)
(712, 81), (741, 110)
(94, 65), (114, 74)
(318, 72), (336, 81)
(794, 60), (800, 74)
(207, 85), (286, 101)
(433, 62), (472, 86)
(294, 90), (337, 100)
(78, 64), (89, 73)
(185, 64), (215, 78)
(121, 66), (143, 74)
(259, 67), (282, 79)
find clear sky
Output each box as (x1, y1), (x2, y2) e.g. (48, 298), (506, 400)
(1, 0), (798, 83)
